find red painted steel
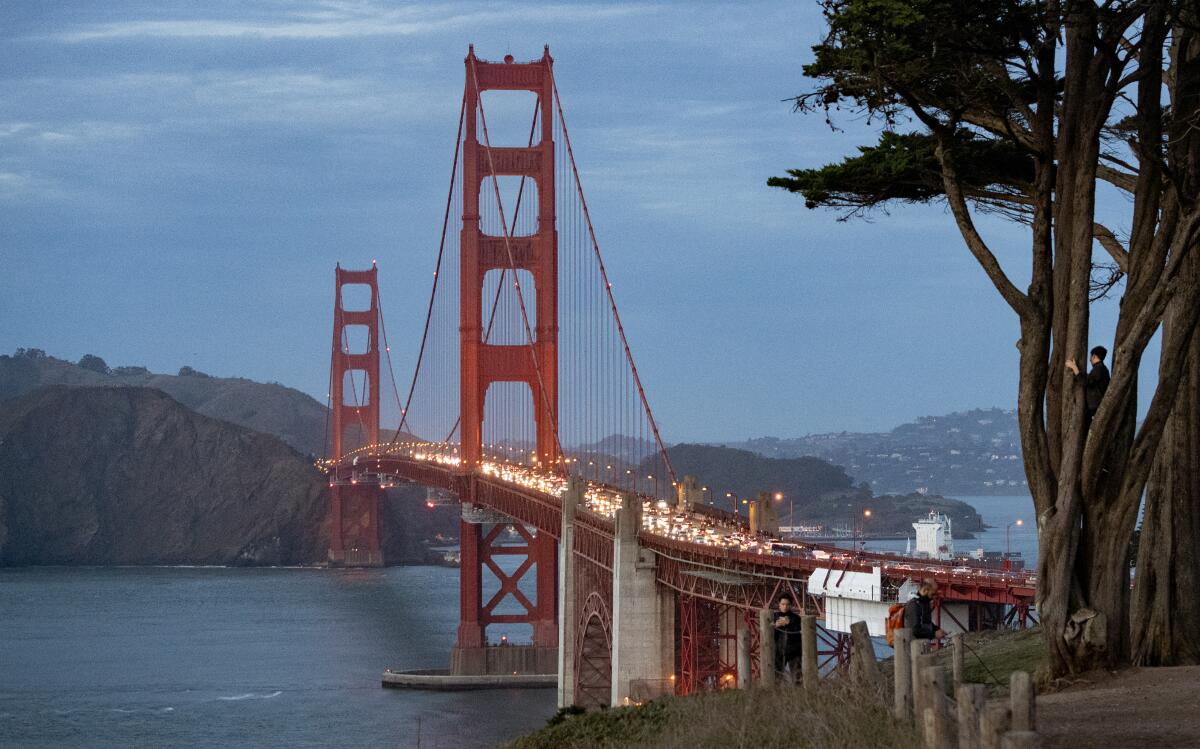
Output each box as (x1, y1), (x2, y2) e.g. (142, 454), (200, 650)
(321, 47), (1042, 695)
(460, 47), (559, 470)
(328, 264), (383, 566)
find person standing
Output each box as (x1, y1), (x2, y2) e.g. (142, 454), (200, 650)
(1066, 345), (1111, 428)
(771, 595), (803, 683)
(904, 580), (945, 642)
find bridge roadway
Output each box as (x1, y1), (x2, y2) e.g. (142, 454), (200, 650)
(330, 441), (1037, 613)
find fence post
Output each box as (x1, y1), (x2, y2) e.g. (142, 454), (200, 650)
(736, 617), (751, 689)
(893, 627), (913, 722)
(980, 701), (1011, 749)
(914, 651), (937, 733)
(957, 683), (985, 749)
(952, 633), (965, 690)
(1010, 671), (1035, 732)
(919, 665), (949, 748)
(801, 614), (818, 690)
(910, 638), (929, 714)
(849, 620), (880, 688)
(1001, 731), (1040, 749)
(757, 609), (774, 687)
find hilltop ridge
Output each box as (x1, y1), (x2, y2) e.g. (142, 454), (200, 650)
(0, 348), (329, 456)
(728, 408), (1026, 496)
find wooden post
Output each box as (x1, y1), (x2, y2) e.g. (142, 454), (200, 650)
(922, 708), (938, 749)
(849, 620), (880, 687)
(758, 609), (774, 687)
(893, 627), (913, 722)
(1010, 671), (1035, 732)
(909, 638), (930, 712)
(1001, 731), (1040, 749)
(928, 666), (950, 748)
(957, 683), (985, 749)
(952, 633), (965, 689)
(801, 614), (818, 690)
(980, 701), (1011, 749)
(919, 665), (949, 748)
(736, 617), (751, 689)
(914, 652), (937, 733)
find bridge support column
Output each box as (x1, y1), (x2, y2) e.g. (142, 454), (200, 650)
(557, 477), (582, 708)
(611, 493), (672, 706)
(452, 503), (558, 676)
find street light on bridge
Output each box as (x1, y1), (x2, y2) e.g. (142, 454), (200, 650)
(1006, 519), (1024, 568)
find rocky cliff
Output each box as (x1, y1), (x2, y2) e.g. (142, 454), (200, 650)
(0, 386), (331, 565)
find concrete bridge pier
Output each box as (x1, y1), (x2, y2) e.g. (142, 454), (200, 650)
(557, 476), (582, 709)
(611, 492), (674, 706)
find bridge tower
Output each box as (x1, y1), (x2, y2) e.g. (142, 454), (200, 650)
(453, 47), (559, 674)
(328, 263), (384, 567)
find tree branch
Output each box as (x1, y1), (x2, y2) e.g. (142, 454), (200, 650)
(1093, 222), (1130, 272)
(936, 138), (1032, 317)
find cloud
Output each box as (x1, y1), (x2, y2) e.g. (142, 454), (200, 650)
(0, 121), (144, 145)
(0, 171), (64, 201)
(50, 2), (658, 42)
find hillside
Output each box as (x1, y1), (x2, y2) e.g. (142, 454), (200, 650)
(0, 386), (330, 565)
(732, 408), (1026, 496)
(651, 443), (983, 535)
(0, 348), (329, 456)
(0, 385), (454, 566)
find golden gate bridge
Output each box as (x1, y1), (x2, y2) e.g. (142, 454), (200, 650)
(320, 46), (1037, 708)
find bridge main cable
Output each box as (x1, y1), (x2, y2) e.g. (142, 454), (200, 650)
(550, 68), (678, 488)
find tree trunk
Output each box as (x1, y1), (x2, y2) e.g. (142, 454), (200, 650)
(1132, 325), (1200, 665)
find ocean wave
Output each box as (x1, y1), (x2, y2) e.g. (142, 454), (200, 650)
(217, 691), (282, 701)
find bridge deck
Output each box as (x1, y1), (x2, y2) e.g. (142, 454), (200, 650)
(328, 443), (1037, 609)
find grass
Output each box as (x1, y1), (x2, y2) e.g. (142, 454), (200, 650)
(945, 627), (1049, 694)
(508, 628), (1048, 748)
(505, 681), (921, 749)
(879, 627), (1050, 697)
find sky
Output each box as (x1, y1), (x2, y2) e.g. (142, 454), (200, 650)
(0, 1), (1146, 442)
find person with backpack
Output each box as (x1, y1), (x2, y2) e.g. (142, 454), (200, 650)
(904, 579), (945, 642)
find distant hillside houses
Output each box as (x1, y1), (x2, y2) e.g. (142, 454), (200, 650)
(732, 408), (1027, 497)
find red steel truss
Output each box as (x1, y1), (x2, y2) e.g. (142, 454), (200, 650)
(460, 47), (560, 469)
(328, 264), (383, 566)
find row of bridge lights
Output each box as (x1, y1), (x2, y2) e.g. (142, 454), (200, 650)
(323, 443), (1039, 584)
(323, 444), (1039, 586)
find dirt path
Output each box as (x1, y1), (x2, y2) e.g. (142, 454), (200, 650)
(1038, 665), (1200, 748)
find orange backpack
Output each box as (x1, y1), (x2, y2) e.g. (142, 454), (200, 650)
(885, 603), (906, 647)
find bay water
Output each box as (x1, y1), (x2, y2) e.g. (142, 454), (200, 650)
(0, 496), (1036, 747)
(0, 566), (555, 748)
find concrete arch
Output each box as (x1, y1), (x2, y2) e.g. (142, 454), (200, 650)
(574, 591), (612, 709)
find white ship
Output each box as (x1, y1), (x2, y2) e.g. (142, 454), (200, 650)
(909, 510), (954, 560)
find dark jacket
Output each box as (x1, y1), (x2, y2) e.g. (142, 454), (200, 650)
(1082, 361), (1110, 414)
(773, 610), (803, 659)
(904, 595), (937, 640)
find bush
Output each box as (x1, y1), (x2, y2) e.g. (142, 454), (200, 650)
(506, 682), (920, 749)
(178, 366), (211, 378)
(77, 354), (110, 374)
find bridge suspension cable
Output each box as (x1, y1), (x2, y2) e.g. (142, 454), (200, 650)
(385, 50), (679, 499)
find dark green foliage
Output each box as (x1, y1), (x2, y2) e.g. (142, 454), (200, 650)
(77, 354), (110, 374)
(800, 0), (1037, 120)
(507, 683), (921, 749)
(771, 0), (1044, 213)
(657, 443), (855, 503)
(769, 131), (1033, 211)
(177, 366), (211, 378)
